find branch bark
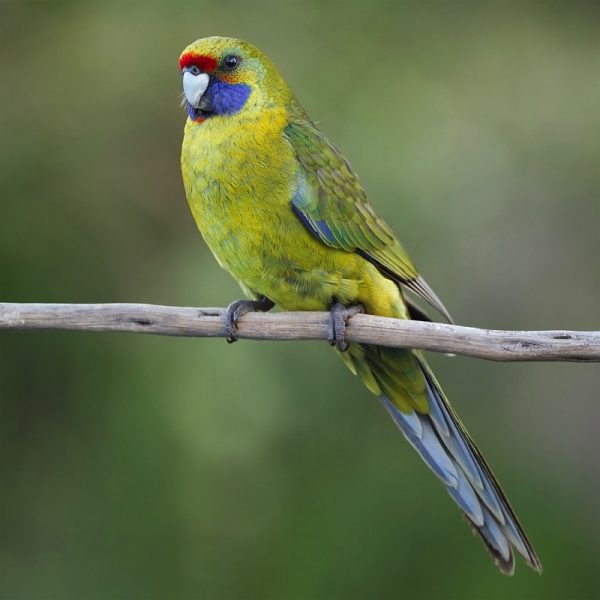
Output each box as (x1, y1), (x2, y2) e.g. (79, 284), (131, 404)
(0, 302), (598, 362)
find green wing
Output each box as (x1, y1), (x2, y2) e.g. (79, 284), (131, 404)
(285, 120), (453, 322)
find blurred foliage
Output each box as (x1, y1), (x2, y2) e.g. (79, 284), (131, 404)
(1, 1), (600, 598)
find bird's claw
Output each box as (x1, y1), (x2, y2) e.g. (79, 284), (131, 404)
(224, 300), (247, 343)
(224, 297), (275, 343)
(327, 303), (364, 352)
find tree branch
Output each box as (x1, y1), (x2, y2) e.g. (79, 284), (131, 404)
(0, 302), (598, 362)
(0, 303), (600, 362)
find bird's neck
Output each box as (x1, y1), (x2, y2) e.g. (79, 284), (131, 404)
(184, 105), (287, 146)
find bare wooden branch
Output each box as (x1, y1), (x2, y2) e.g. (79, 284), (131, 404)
(0, 302), (598, 362)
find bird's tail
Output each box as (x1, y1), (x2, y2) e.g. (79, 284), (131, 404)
(338, 343), (542, 575)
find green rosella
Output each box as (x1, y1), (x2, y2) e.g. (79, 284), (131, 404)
(179, 36), (541, 574)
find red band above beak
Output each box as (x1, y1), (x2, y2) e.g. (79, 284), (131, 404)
(179, 53), (218, 73)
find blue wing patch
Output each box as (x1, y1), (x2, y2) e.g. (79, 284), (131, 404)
(290, 177), (337, 245)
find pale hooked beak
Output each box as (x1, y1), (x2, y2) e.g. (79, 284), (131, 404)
(182, 70), (210, 108)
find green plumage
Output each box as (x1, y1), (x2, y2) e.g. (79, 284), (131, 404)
(179, 36), (541, 574)
(286, 120), (453, 322)
(287, 121), (417, 276)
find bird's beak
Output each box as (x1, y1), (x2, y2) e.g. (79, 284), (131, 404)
(182, 69), (210, 109)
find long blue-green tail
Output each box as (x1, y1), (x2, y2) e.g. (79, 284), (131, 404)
(340, 343), (542, 575)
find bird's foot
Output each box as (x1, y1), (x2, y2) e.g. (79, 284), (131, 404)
(224, 296), (275, 343)
(327, 302), (364, 352)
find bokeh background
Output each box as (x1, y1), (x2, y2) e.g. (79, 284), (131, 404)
(1, 1), (600, 598)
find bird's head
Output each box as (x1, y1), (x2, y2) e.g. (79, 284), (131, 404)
(179, 36), (292, 123)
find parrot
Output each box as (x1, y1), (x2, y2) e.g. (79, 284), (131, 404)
(179, 36), (541, 575)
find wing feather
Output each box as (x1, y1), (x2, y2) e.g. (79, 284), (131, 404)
(285, 120), (453, 322)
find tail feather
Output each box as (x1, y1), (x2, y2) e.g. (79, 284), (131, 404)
(381, 396), (459, 489)
(423, 362), (541, 572)
(423, 372), (505, 523)
(466, 512), (515, 575)
(349, 343), (542, 574)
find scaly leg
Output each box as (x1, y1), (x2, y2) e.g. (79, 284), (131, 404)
(224, 296), (275, 343)
(327, 302), (364, 352)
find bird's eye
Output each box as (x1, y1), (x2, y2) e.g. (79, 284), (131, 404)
(188, 65), (201, 75)
(223, 55), (240, 70)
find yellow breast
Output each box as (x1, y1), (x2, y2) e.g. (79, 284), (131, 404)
(180, 110), (405, 317)
(181, 107), (293, 267)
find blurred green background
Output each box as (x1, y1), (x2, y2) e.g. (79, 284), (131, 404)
(1, 1), (600, 598)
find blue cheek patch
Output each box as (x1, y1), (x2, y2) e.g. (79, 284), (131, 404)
(184, 102), (197, 120)
(209, 81), (251, 115)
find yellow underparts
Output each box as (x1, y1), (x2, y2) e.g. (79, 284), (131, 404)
(181, 106), (408, 320)
(181, 104), (424, 415)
